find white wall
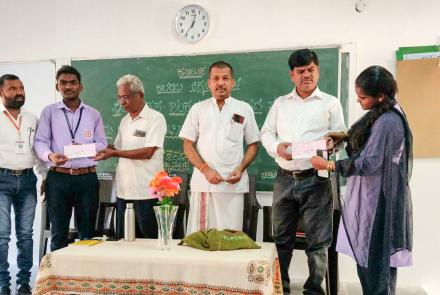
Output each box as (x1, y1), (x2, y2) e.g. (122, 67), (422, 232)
(1, 0), (439, 293)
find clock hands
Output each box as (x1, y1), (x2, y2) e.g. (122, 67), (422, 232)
(184, 14), (197, 36)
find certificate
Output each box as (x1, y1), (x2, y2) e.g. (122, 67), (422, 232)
(291, 140), (326, 159)
(64, 143), (96, 159)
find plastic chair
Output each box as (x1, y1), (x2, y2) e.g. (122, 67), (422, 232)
(38, 201), (78, 263)
(242, 174), (261, 241)
(95, 178), (117, 238)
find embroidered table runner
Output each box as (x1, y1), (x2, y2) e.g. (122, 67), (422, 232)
(34, 239), (282, 295)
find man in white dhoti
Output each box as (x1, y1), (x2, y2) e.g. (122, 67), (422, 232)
(179, 61), (259, 235)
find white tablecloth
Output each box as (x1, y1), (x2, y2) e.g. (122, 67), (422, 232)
(34, 239), (282, 295)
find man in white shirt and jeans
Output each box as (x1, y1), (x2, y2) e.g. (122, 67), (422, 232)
(0, 74), (46, 295)
(95, 74), (167, 239)
(261, 49), (346, 294)
(179, 61), (259, 235)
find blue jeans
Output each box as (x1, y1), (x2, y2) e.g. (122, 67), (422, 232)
(116, 198), (158, 239)
(0, 169), (37, 287)
(272, 169), (332, 295)
(45, 170), (99, 251)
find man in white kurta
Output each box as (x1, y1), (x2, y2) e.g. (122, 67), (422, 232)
(179, 61), (259, 235)
(95, 74), (166, 238)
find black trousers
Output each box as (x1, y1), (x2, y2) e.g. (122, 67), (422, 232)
(45, 170), (99, 251)
(356, 194), (397, 295)
(357, 265), (397, 295)
(272, 169), (333, 295)
(116, 197), (158, 239)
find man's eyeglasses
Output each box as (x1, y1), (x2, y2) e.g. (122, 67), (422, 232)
(117, 93), (136, 101)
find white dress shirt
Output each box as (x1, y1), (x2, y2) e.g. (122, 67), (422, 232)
(115, 104), (167, 200)
(261, 87), (346, 171)
(0, 103), (43, 172)
(179, 97), (260, 193)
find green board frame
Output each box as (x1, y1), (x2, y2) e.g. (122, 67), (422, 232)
(396, 45), (440, 60)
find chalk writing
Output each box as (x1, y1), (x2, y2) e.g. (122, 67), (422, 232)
(248, 97), (276, 115)
(156, 82), (184, 94)
(112, 103), (123, 118)
(148, 100), (163, 112)
(166, 124), (183, 139)
(261, 170), (277, 180)
(232, 77), (242, 92)
(189, 81), (210, 96)
(177, 67), (206, 79)
(104, 125), (114, 140)
(169, 98), (196, 117)
(164, 150), (191, 172)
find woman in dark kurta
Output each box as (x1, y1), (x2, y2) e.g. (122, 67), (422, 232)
(311, 66), (413, 295)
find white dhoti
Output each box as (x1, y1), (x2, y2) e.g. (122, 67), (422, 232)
(186, 192), (244, 235)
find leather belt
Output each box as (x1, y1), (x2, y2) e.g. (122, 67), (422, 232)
(50, 166), (96, 176)
(279, 168), (316, 179)
(0, 167), (33, 176)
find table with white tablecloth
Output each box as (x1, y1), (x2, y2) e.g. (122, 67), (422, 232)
(34, 239), (282, 295)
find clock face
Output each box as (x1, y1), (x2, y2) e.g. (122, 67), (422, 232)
(175, 5), (210, 43)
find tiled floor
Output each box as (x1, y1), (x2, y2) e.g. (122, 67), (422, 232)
(289, 280), (428, 295)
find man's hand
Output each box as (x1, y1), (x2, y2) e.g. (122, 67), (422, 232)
(325, 132), (347, 146)
(277, 142), (292, 160)
(225, 167), (243, 184)
(94, 149), (116, 161)
(325, 137), (335, 150)
(310, 156), (328, 170)
(48, 153), (68, 166)
(203, 167), (224, 185)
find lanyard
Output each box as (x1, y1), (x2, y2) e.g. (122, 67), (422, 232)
(63, 108), (83, 143)
(3, 110), (22, 136)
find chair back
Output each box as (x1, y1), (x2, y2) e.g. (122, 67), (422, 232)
(171, 172), (190, 239)
(242, 174), (261, 240)
(95, 178), (117, 237)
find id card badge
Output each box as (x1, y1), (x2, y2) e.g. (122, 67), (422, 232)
(16, 140), (25, 154)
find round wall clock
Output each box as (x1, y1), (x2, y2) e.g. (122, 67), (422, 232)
(175, 5), (210, 43)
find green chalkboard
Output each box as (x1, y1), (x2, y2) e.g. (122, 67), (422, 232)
(73, 48), (339, 191)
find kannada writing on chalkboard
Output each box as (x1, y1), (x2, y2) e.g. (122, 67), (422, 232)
(112, 102), (124, 117)
(169, 98), (198, 117)
(148, 100), (162, 112)
(166, 124), (182, 139)
(260, 170), (277, 180)
(177, 67), (206, 79)
(104, 124), (114, 140)
(164, 150), (191, 172)
(156, 82), (184, 94)
(249, 97), (276, 116)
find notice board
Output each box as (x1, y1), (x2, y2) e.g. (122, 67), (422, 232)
(396, 58), (440, 158)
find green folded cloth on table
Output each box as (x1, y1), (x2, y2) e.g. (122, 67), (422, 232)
(179, 229), (261, 251)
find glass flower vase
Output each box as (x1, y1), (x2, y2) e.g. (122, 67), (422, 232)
(153, 205), (178, 251)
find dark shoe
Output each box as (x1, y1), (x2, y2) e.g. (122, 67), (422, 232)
(16, 284), (31, 295)
(282, 280), (291, 294)
(0, 286), (10, 295)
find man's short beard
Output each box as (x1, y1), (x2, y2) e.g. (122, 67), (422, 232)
(6, 97), (25, 109)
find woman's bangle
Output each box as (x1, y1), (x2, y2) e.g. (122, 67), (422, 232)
(327, 161), (335, 172)
(199, 163), (208, 173)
